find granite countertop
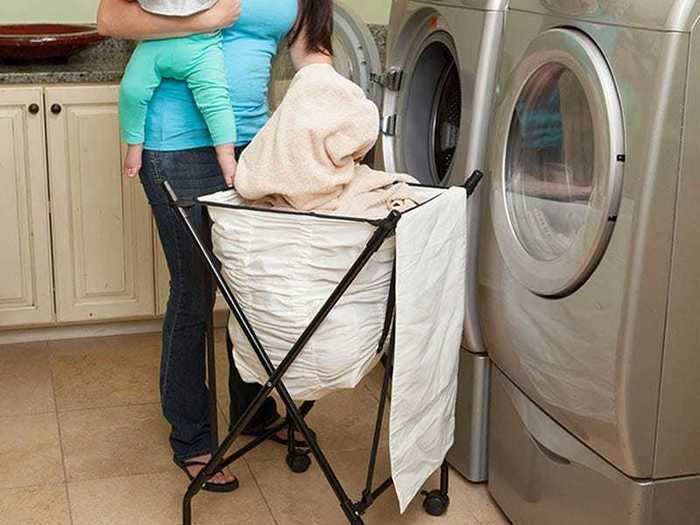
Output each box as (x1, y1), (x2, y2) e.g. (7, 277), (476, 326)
(0, 26), (387, 85)
(0, 39), (134, 85)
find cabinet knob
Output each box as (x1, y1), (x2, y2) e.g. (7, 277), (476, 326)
(28, 103), (40, 115)
(50, 104), (62, 115)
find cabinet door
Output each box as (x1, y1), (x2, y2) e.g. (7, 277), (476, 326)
(0, 87), (54, 327)
(45, 85), (155, 322)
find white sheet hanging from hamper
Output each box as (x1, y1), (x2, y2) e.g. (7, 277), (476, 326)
(391, 186), (466, 512)
(199, 185), (467, 512)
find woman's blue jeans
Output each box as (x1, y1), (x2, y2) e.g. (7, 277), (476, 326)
(139, 146), (276, 460)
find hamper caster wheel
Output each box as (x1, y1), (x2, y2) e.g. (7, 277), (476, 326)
(422, 490), (449, 517)
(286, 453), (311, 473)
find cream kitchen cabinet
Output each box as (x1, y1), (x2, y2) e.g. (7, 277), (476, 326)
(1, 82), (231, 332)
(0, 84), (155, 330)
(45, 85), (155, 322)
(0, 87), (54, 328)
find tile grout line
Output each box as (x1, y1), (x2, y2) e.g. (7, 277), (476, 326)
(243, 456), (281, 525)
(362, 383), (380, 402)
(55, 399), (163, 415)
(216, 401), (280, 525)
(48, 358), (76, 525)
(217, 396), (280, 525)
(0, 409), (57, 418)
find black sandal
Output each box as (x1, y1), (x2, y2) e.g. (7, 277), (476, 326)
(239, 398), (317, 449)
(240, 410), (283, 438)
(242, 417), (317, 448)
(268, 427), (317, 448)
(173, 456), (240, 493)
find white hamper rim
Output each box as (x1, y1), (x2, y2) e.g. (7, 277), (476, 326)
(197, 184), (447, 224)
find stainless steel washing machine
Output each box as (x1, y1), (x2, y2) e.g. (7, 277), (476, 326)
(376, 0), (510, 483)
(481, 1), (700, 523)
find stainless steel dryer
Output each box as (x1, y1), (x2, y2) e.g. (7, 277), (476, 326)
(481, 1), (700, 523)
(377, 0), (509, 483)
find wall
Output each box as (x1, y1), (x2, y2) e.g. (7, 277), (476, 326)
(0, 0), (391, 24)
(1, 1), (97, 23)
(347, 0), (391, 24)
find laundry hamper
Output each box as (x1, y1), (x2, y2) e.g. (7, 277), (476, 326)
(163, 172), (482, 525)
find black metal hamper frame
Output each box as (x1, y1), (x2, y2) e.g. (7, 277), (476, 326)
(163, 171), (483, 524)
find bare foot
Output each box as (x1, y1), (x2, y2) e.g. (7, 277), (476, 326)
(185, 454), (237, 485)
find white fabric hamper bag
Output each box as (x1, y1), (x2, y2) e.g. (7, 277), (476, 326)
(204, 190), (394, 401)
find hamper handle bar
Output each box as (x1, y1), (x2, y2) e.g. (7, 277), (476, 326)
(163, 180), (178, 204)
(163, 180), (196, 208)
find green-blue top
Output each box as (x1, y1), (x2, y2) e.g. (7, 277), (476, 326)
(144, 0), (298, 150)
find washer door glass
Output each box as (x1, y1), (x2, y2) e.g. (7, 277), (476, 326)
(492, 28), (624, 297)
(506, 63), (594, 262)
(432, 61), (462, 183)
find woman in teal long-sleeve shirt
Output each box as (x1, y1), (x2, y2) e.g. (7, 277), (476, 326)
(97, 0), (335, 491)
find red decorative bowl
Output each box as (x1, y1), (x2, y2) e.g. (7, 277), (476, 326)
(0, 24), (105, 63)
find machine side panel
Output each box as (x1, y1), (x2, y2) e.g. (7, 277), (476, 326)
(654, 24), (700, 479)
(463, 10), (505, 354)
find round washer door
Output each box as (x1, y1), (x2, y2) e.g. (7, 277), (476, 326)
(490, 28), (624, 297)
(379, 12), (465, 186)
(398, 31), (463, 186)
(268, 1), (382, 112)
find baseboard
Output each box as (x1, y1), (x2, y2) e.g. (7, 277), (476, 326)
(0, 312), (228, 345)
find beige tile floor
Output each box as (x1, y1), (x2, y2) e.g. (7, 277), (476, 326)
(0, 331), (510, 525)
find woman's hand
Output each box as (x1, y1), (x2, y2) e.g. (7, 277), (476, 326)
(124, 144), (144, 178)
(97, 0), (240, 40)
(206, 0), (241, 30)
(215, 144), (238, 187)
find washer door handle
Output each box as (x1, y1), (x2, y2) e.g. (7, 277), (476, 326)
(530, 434), (572, 466)
(465, 170), (484, 197)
